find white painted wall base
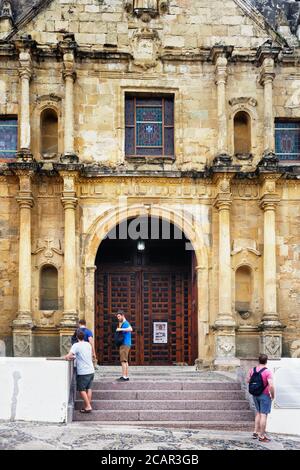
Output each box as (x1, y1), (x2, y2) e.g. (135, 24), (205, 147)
(0, 357), (73, 423)
(266, 359), (300, 436)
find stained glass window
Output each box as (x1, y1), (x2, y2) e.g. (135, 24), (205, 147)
(0, 117), (18, 161)
(275, 121), (300, 161)
(125, 95), (174, 157)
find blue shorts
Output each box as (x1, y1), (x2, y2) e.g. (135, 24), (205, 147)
(253, 393), (272, 415)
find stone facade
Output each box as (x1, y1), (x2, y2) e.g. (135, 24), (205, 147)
(0, 0), (300, 364)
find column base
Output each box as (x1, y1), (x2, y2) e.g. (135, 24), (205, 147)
(16, 149), (34, 162)
(258, 151), (279, 171)
(212, 153), (233, 167)
(60, 153), (79, 164)
(12, 317), (34, 357)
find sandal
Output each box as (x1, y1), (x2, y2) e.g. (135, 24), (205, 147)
(252, 432), (259, 439)
(80, 408), (92, 413)
(258, 435), (271, 442)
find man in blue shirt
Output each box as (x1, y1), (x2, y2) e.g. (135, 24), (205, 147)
(116, 310), (133, 381)
(72, 319), (97, 362)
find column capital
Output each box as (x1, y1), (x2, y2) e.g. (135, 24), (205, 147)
(63, 68), (77, 82)
(61, 44), (77, 82)
(256, 41), (281, 66)
(259, 194), (280, 211)
(259, 173), (281, 206)
(61, 196), (78, 211)
(18, 49), (33, 80)
(210, 44), (234, 64)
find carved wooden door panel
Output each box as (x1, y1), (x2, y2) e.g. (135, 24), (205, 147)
(95, 271), (140, 365)
(95, 267), (194, 365)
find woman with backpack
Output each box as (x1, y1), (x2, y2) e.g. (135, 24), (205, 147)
(247, 354), (275, 442)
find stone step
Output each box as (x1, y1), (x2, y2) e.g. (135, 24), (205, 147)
(84, 390), (246, 400)
(73, 409), (254, 422)
(71, 420), (255, 431)
(75, 400), (250, 411)
(90, 381), (241, 390)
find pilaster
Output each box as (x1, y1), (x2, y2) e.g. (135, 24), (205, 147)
(211, 45), (234, 165)
(259, 174), (284, 358)
(15, 39), (35, 162)
(59, 35), (78, 163)
(59, 171), (79, 354)
(213, 173), (240, 369)
(12, 170), (34, 356)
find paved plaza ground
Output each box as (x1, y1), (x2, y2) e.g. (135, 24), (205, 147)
(1, 421), (300, 450)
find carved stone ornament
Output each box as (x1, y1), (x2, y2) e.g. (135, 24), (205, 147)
(125, 1), (169, 22)
(60, 335), (72, 356)
(237, 310), (251, 320)
(131, 27), (161, 69)
(290, 340), (300, 358)
(216, 336), (235, 357)
(32, 239), (63, 259)
(265, 336), (281, 357)
(13, 334), (31, 357)
(40, 310), (55, 327)
(229, 97), (257, 107)
(0, 0), (13, 18)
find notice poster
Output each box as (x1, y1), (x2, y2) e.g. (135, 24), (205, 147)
(153, 322), (168, 344)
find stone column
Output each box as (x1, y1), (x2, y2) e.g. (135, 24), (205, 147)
(259, 176), (283, 358)
(12, 171), (34, 356)
(18, 50), (33, 161)
(62, 48), (78, 163)
(213, 174), (240, 369)
(195, 264), (210, 366)
(59, 172), (78, 355)
(260, 57), (275, 156)
(211, 45), (233, 165)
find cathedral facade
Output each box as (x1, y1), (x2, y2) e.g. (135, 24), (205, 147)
(1, 0), (300, 366)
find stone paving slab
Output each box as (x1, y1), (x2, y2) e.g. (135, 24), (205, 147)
(1, 421), (300, 450)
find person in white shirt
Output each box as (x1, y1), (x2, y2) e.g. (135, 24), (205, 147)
(65, 329), (95, 413)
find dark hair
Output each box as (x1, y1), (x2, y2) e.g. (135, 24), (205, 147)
(258, 354), (268, 365)
(79, 319), (86, 326)
(116, 310), (125, 316)
(77, 330), (85, 341)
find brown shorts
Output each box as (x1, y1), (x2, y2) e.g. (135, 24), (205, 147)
(120, 345), (131, 363)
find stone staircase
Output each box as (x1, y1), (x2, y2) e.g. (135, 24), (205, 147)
(73, 366), (254, 430)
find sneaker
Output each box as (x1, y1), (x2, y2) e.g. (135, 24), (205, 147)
(117, 377), (129, 381)
(252, 433), (259, 439)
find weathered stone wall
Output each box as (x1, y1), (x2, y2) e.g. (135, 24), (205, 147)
(0, 0), (300, 359)
(0, 177), (19, 340)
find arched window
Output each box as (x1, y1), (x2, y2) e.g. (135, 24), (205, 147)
(235, 266), (252, 316)
(40, 265), (58, 310)
(40, 109), (58, 156)
(234, 111), (251, 155)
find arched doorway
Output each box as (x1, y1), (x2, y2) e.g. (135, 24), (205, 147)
(94, 216), (198, 365)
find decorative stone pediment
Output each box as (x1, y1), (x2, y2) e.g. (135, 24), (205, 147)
(32, 238), (63, 262)
(229, 97), (258, 107)
(231, 239), (261, 258)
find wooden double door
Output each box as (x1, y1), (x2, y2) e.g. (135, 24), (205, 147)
(95, 266), (197, 365)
